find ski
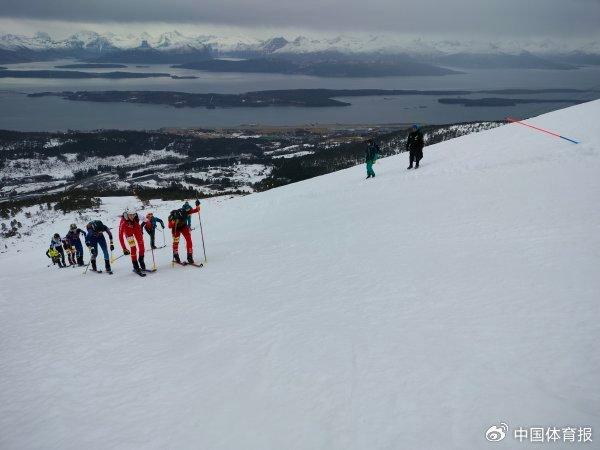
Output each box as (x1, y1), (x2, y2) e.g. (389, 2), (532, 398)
(90, 269), (103, 274)
(143, 268), (157, 273)
(172, 260), (203, 268)
(132, 269), (147, 277)
(172, 260), (188, 267)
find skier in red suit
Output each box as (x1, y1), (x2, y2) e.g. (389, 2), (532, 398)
(168, 200), (200, 264)
(118, 207), (146, 274)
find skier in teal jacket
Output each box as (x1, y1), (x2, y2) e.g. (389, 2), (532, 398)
(365, 139), (379, 179)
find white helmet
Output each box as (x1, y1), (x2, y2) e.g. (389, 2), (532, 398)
(123, 206), (137, 219)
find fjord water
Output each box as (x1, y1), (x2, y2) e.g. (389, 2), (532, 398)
(1, 60), (599, 130)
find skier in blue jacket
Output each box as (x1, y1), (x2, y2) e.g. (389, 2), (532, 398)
(66, 223), (86, 266)
(85, 220), (114, 273)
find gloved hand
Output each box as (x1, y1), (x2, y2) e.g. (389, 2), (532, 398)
(89, 247), (97, 257)
(161, 224), (165, 229)
(195, 199), (200, 207)
(110, 243), (114, 251)
(123, 249), (130, 255)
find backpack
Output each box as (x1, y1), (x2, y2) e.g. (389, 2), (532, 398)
(169, 209), (187, 224)
(88, 220), (105, 232)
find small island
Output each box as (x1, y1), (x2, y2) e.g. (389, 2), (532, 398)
(438, 97), (584, 107)
(26, 89), (596, 109)
(0, 70), (172, 79)
(28, 89), (473, 108)
(54, 63), (128, 69)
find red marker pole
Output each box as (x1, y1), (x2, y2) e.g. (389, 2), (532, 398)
(507, 117), (579, 144)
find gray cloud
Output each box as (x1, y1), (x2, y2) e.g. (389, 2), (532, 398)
(1, 0), (599, 38)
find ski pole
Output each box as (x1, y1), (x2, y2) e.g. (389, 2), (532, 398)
(151, 245), (156, 270)
(83, 246), (93, 274)
(162, 228), (166, 247)
(111, 253), (126, 264)
(198, 209), (207, 263)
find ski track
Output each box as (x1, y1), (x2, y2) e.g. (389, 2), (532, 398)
(1, 101), (599, 449)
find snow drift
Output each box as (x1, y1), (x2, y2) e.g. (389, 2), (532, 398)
(1, 101), (599, 449)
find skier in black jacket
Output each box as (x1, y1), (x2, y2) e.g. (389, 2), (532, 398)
(406, 125), (424, 169)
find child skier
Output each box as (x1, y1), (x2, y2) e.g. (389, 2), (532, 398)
(62, 237), (77, 266)
(85, 220), (114, 274)
(169, 199), (200, 264)
(46, 246), (65, 268)
(365, 139), (379, 179)
(118, 207), (147, 275)
(66, 223), (86, 266)
(49, 233), (67, 267)
(142, 212), (165, 249)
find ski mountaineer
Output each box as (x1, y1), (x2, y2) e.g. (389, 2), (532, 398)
(182, 201), (193, 228)
(169, 199), (201, 264)
(118, 208), (147, 275)
(65, 224), (86, 266)
(142, 212), (165, 249)
(62, 237), (77, 266)
(49, 233), (67, 267)
(46, 246), (65, 268)
(85, 220), (114, 274)
(365, 139), (379, 179)
(406, 124), (425, 170)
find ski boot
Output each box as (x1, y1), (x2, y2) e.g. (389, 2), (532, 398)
(104, 259), (113, 275)
(132, 260), (143, 274)
(91, 258), (98, 272)
(138, 255), (146, 271)
(173, 252), (181, 263)
(407, 165), (413, 170)
(187, 252), (194, 264)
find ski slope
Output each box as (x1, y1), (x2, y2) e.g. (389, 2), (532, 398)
(1, 101), (599, 449)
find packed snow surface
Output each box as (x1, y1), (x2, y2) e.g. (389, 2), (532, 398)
(1, 101), (599, 449)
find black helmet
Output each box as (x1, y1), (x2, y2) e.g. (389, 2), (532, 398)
(53, 233), (60, 239)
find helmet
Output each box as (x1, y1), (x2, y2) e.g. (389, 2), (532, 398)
(70, 223), (77, 230)
(53, 233), (60, 239)
(123, 206), (137, 219)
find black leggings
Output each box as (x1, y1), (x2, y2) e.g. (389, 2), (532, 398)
(409, 149), (423, 166)
(56, 246), (66, 266)
(145, 227), (156, 248)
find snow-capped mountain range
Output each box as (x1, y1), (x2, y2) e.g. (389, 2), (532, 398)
(1, 30), (599, 56)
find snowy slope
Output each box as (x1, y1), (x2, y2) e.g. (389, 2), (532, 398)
(1, 101), (599, 449)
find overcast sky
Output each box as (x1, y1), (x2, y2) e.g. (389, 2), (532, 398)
(1, 0), (599, 40)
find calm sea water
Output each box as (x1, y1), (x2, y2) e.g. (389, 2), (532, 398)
(1, 59), (599, 131)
